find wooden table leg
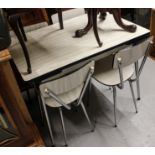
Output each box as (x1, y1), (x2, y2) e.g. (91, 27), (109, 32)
(92, 8), (103, 47)
(111, 9), (137, 33)
(74, 8), (137, 47)
(75, 9), (93, 37)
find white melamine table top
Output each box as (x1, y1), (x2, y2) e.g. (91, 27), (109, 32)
(10, 14), (150, 82)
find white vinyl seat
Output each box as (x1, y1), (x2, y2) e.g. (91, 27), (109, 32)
(44, 84), (83, 108)
(39, 61), (95, 146)
(95, 64), (134, 86)
(93, 37), (153, 127)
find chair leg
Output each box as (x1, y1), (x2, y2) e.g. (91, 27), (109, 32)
(129, 80), (138, 113)
(92, 8), (103, 47)
(45, 8), (53, 25)
(80, 101), (94, 131)
(86, 81), (92, 107)
(57, 8), (64, 30)
(112, 86), (117, 127)
(9, 15), (32, 74)
(88, 81), (96, 124)
(59, 107), (68, 146)
(135, 61), (140, 100)
(18, 16), (27, 41)
(41, 98), (55, 146)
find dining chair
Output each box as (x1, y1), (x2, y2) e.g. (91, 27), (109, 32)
(93, 37), (152, 127)
(39, 61), (95, 146)
(5, 8), (64, 40)
(4, 8), (63, 74)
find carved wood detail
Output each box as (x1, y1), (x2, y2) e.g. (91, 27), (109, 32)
(75, 8), (137, 47)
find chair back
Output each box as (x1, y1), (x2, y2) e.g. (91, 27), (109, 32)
(113, 38), (151, 69)
(40, 61), (94, 98)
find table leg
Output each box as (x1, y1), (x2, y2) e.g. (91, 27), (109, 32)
(75, 9), (93, 37)
(92, 9), (103, 47)
(111, 9), (137, 32)
(74, 8), (137, 47)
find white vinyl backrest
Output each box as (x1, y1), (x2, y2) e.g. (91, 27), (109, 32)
(40, 61), (94, 97)
(113, 38), (150, 69)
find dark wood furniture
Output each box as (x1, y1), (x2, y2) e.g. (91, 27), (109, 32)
(0, 49), (44, 146)
(44, 8), (64, 29)
(75, 8), (137, 47)
(4, 8), (63, 74)
(5, 9), (63, 27)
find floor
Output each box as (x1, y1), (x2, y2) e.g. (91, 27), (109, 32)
(25, 56), (155, 147)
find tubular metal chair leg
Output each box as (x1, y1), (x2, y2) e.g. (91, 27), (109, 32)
(135, 61), (140, 100)
(113, 86), (117, 127)
(80, 101), (94, 131)
(41, 98), (55, 146)
(86, 81), (92, 107)
(59, 107), (68, 146)
(129, 80), (138, 113)
(44, 110), (55, 146)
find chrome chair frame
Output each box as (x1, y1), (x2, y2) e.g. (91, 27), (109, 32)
(94, 38), (153, 127)
(112, 40), (153, 127)
(131, 40), (153, 100)
(109, 58), (138, 127)
(40, 64), (94, 146)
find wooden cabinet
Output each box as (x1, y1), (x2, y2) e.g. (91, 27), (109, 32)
(0, 49), (44, 146)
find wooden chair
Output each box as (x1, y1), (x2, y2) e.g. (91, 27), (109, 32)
(4, 8), (63, 74)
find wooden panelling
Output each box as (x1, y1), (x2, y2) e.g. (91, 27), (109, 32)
(0, 49), (44, 146)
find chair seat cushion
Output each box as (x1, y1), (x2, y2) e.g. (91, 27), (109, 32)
(94, 64), (135, 86)
(44, 84), (83, 108)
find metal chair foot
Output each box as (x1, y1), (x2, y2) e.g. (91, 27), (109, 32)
(114, 124), (117, 128)
(137, 97), (141, 101)
(80, 101), (94, 131)
(59, 108), (68, 146)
